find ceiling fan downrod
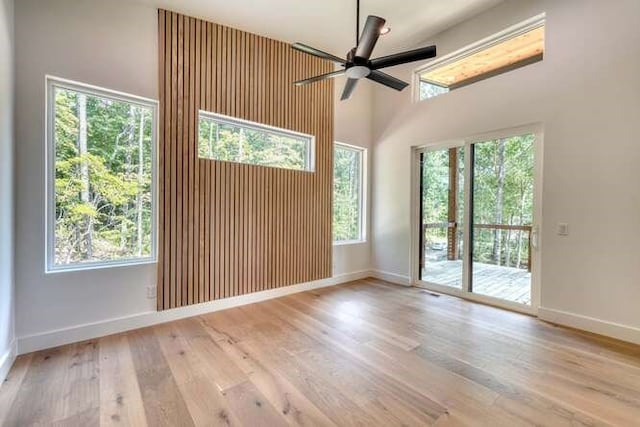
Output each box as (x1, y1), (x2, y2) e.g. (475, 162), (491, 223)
(356, 0), (360, 45)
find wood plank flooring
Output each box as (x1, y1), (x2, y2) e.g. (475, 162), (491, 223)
(1, 278), (640, 426)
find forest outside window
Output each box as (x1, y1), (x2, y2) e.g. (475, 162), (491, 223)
(46, 78), (157, 272)
(333, 143), (365, 244)
(198, 112), (314, 171)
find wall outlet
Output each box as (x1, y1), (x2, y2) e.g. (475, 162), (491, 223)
(557, 223), (569, 236)
(146, 285), (157, 299)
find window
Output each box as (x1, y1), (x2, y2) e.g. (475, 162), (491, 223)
(46, 77), (157, 272)
(333, 143), (365, 243)
(417, 14), (545, 101)
(198, 111), (314, 171)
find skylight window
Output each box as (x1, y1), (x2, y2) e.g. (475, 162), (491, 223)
(417, 15), (545, 100)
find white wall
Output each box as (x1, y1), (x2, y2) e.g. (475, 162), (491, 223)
(14, 0), (372, 347)
(371, 0), (640, 340)
(0, 0), (15, 380)
(15, 0), (159, 344)
(333, 78), (373, 275)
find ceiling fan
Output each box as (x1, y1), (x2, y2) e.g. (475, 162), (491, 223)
(292, 0), (437, 100)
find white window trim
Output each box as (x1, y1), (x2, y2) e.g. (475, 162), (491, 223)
(333, 141), (367, 245)
(413, 13), (546, 102)
(198, 110), (316, 172)
(45, 76), (159, 273)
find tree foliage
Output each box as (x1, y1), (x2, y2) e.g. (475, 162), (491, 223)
(473, 135), (534, 268)
(54, 87), (153, 266)
(421, 134), (534, 269)
(333, 145), (362, 242)
(421, 148), (465, 259)
(419, 81), (449, 100)
(198, 117), (308, 170)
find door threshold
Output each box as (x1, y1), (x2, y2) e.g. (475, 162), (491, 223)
(413, 281), (538, 316)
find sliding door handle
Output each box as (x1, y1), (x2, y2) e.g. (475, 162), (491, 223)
(531, 225), (539, 250)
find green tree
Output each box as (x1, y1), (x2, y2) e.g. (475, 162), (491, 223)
(333, 146), (362, 241)
(420, 135), (534, 270)
(198, 118), (308, 170)
(54, 87), (153, 266)
(472, 134), (534, 268)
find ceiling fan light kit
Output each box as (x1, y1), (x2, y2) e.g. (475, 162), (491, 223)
(346, 66), (370, 79)
(292, 0), (437, 100)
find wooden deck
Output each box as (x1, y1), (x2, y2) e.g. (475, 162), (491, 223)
(1, 278), (640, 426)
(422, 260), (531, 305)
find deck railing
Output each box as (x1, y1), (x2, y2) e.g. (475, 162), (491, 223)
(422, 223), (532, 272)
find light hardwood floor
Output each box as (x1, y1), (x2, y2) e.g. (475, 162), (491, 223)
(1, 278), (640, 426)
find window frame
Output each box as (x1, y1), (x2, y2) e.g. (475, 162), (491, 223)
(45, 76), (159, 273)
(413, 13), (546, 102)
(197, 110), (316, 172)
(333, 141), (367, 245)
(410, 123), (544, 315)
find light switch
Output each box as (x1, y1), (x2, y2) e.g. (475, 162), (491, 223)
(557, 223), (569, 236)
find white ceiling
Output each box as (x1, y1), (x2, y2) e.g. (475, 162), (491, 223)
(134, 0), (504, 57)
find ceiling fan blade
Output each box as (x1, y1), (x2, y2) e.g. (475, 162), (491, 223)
(366, 70), (408, 91)
(355, 15), (386, 59)
(292, 43), (345, 65)
(340, 78), (359, 101)
(370, 45), (437, 69)
(294, 69), (346, 86)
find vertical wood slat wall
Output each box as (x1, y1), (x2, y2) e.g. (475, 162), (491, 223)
(158, 10), (334, 310)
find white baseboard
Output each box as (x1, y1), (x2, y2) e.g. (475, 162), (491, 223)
(369, 269), (411, 286)
(17, 270), (370, 355)
(539, 307), (640, 345)
(0, 340), (17, 386)
(369, 273), (640, 346)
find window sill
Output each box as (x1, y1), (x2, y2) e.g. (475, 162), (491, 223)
(333, 240), (367, 247)
(45, 258), (157, 275)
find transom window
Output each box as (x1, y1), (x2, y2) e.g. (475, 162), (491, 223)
(333, 142), (365, 243)
(417, 14), (545, 101)
(46, 77), (157, 272)
(198, 112), (314, 171)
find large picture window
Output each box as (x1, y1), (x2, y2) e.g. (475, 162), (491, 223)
(198, 111), (314, 171)
(46, 78), (157, 272)
(333, 142), (365, 243)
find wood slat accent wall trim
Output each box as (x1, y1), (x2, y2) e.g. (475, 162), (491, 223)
(158, 10), (334, 310)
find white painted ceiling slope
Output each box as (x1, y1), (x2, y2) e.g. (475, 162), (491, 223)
(134, 0), (504, 56)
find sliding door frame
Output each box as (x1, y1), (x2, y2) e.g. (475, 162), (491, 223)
(410, 124), (543, 315)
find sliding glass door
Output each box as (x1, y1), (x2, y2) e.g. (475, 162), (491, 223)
(419, 147), (464, 289)
(417, 130), (540, 312)
(470, 135), (535, 305)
